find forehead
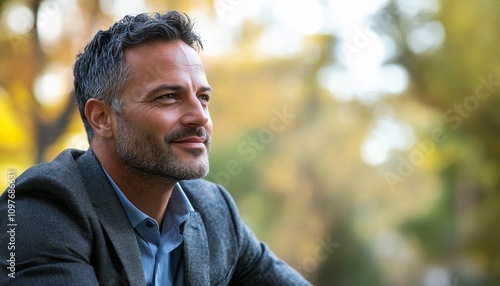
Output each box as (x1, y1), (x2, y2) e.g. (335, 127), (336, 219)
(122, 40), (208, 95)
(124, 40), (205, 78)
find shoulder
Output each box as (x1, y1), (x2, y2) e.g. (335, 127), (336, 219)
(179, 179), (241, 240)
(3, 148), (94, 219)
(14, 148), (86, 190)
(0, 149), (108, 284)
(180, 179), (311, 285)
(179, 179), (238, 219)
(180, 179), (235, 207)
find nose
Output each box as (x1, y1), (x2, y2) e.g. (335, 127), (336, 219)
(180, 95), (210, 127)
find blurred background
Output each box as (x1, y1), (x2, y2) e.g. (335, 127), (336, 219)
(1, 0), (499, 285)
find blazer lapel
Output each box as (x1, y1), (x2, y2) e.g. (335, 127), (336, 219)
(183, 211), (210, 285)
(76, 149), (146, 286)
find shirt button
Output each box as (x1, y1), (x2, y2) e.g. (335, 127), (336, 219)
(146, 220), (154, 228)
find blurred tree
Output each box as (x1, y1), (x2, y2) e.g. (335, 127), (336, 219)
(0, 0), (94, 173)
(316, 218), (383, 286)
(378, 0), (500, 283)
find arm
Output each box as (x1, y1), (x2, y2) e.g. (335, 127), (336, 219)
(0, 182), (100, 285)
(216, 185), (312, 286)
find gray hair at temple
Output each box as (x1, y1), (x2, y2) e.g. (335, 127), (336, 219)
(73, 11), (203, 142)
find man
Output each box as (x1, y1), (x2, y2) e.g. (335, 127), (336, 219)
(0, 11), (311, 286)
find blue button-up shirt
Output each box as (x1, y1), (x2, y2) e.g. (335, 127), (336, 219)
(103, 169), (194, 286)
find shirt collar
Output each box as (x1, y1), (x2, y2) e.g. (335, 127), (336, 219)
(168, 182), (195, 225)
(101, 166), (194, 230)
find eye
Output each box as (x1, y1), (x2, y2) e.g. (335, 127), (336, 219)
(158, 94), (176, 100)
(199, 94), (210, 103)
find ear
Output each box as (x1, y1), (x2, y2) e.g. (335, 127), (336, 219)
(85, 98), (115, 139)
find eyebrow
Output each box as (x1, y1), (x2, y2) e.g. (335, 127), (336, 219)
(146, 84), (212, 97)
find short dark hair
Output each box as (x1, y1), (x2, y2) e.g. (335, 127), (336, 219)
(73, 11), (203, 142)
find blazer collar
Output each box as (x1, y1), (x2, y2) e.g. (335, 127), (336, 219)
(75, 149), (146, 286)
(182, 211), (210, 285)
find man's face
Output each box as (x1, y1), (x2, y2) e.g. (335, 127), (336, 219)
(114, 40), (212, 180)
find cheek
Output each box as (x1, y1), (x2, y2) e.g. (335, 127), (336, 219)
(142, 110), (178, 128)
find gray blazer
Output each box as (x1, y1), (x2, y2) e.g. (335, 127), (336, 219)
(1, 149), (310, 285)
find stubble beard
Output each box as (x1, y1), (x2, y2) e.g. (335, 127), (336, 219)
(115, 117), (210, 181)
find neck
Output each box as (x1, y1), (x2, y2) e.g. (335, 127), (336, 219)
(93, 147), (176, 225)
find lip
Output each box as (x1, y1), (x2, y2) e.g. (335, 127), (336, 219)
(171, 137), (207, 148)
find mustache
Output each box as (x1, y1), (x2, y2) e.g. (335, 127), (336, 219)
(165, 127), (210, 143)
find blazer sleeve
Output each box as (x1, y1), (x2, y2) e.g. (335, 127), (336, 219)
(216, 185), (312, 286)
(0, 173), (100, 285)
